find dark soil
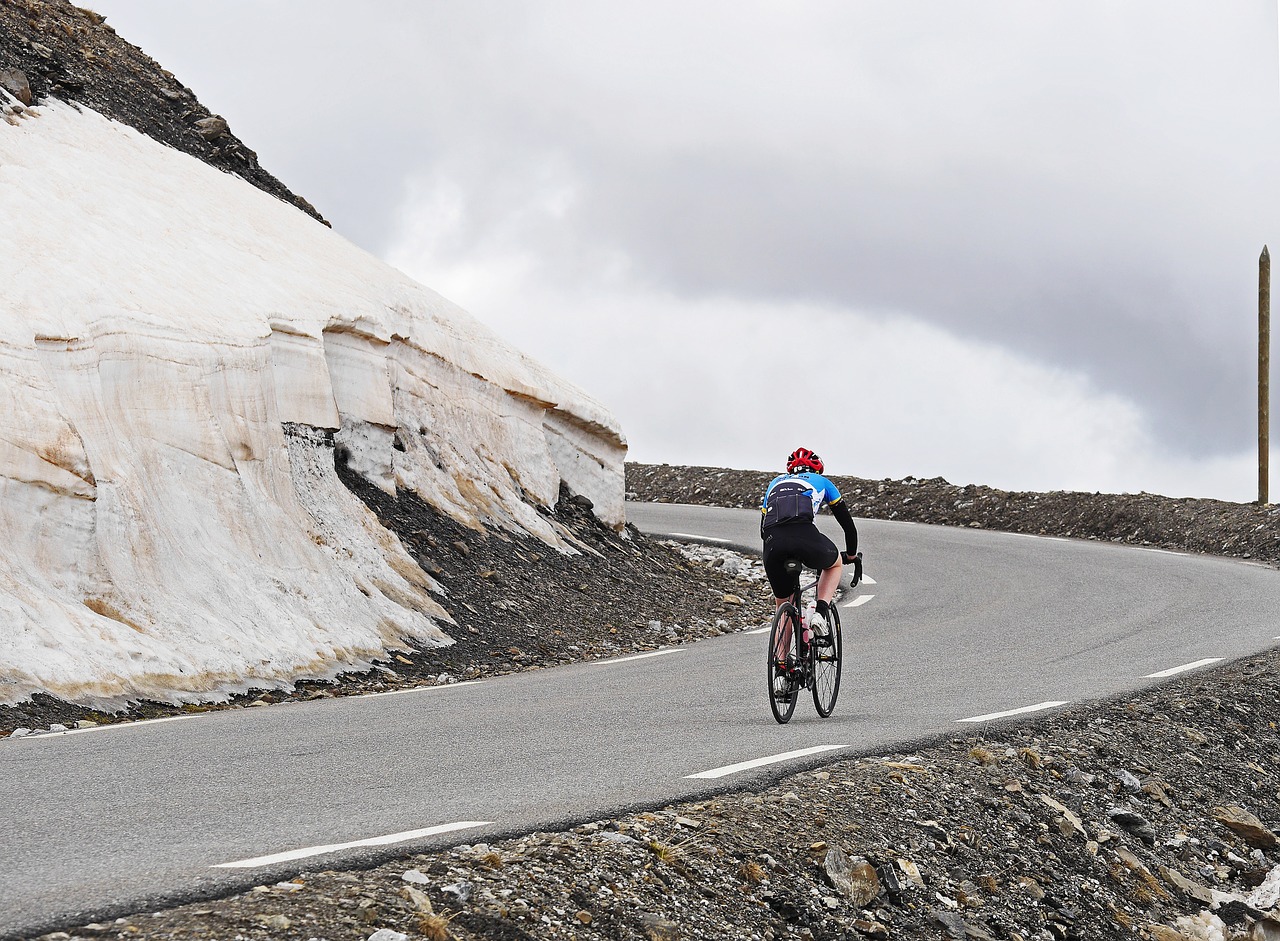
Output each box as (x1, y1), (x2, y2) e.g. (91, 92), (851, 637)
(0, 0), (325, 222)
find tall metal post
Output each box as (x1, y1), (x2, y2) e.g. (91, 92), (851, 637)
(1261, 245), (1271, 504)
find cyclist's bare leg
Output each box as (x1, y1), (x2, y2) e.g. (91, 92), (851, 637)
(772, 596), (795, 661)
(816, 559), (843, 605)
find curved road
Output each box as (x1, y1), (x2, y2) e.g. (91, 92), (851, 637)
(3, 504), (1278, 938)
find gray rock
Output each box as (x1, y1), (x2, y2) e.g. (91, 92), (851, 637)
(1213, 805), (1279, 848)
(1116, 769), (1142, 793)
(824, 845), (881, 906)
(1108, 807), (1157, 845)
(193, 115), (228, 140)
(639, 912), (680, 940)
(441, 881), (472, 903)
(1064, 766), (1096, 785)
(933, 910), (967, 939)
(0, 69), (32, 105)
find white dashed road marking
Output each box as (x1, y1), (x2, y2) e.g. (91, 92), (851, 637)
(842, 595), (875, 609)
(686, 744), (846, 779)
(361, 681), (480, 699)
(861, 575), (877, 585)
(957, 701), (1069, 723)
(667, 532), (731, 543)
(6, 715), (197, 741)
(1143, 658), (1223, 678)
(591, 649), (684, 666)
(214, 821), (493, 869)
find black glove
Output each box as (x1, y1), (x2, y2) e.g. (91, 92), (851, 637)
(844, 551), (863, 586)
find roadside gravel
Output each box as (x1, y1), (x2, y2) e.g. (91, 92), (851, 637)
(625, 463), (1280, 566)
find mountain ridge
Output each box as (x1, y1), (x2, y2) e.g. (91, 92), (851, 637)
(0, 0), (325, 222)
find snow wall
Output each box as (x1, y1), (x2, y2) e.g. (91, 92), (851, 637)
(0, 99), (627, 708)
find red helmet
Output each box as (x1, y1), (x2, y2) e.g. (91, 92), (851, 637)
(787, 447), (823, 474)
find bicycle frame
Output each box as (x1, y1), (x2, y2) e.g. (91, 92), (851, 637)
(767, 560), (846, 723)
(769, 570), (816, 667)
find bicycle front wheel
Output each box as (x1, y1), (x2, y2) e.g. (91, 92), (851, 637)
(767, 602), (801, 724)
(811, 605), (842, 717)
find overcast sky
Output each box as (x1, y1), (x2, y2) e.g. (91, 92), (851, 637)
(92, 1), (1280, 500)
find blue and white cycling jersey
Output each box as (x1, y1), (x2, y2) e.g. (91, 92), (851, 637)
(760, 472), (842, 530)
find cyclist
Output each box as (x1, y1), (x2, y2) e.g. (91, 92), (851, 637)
(760, 447), (860, 645)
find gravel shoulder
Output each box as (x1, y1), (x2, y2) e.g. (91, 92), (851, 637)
(17, 462), (1280, 940)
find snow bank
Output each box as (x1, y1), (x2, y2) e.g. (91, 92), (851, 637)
(0, 99), (626, 707)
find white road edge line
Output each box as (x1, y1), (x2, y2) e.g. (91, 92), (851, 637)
(667, 532), (731, 543)
(1143, 658), (1224, 679)
(214, 821), (493, 869)
(8, 714), (196, 740)
(746, 626), (771, 635)
(685, 744), (846, 779)
(957, 701), (1069, 723)
(591, 649), (684, 666)
(842, 594), (875, 609)
(360, 681), (480, 699)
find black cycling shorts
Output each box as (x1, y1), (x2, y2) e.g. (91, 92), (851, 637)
(762, 522), (839, 599)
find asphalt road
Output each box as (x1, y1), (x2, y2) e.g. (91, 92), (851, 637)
(4, 504), (1279, 938)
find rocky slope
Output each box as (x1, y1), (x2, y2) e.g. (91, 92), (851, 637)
(19, 465), (1280, 941)
(0, 0), (323, 220)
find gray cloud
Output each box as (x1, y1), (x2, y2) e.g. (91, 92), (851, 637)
(93, 0), (1280, 468)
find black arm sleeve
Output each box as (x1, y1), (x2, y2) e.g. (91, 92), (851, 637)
(830, 499), (858, 555)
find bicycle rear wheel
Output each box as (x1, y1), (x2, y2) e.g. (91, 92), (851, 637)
(767, 602), (801, 724)
(811, 605), (842, 717)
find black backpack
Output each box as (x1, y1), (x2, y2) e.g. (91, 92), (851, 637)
(762, 477), (816, 531)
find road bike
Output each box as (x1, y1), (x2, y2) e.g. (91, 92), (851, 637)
(766, 552), (861, 724)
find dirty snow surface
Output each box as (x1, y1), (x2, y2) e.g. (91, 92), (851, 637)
(0, 99), (624, 708)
